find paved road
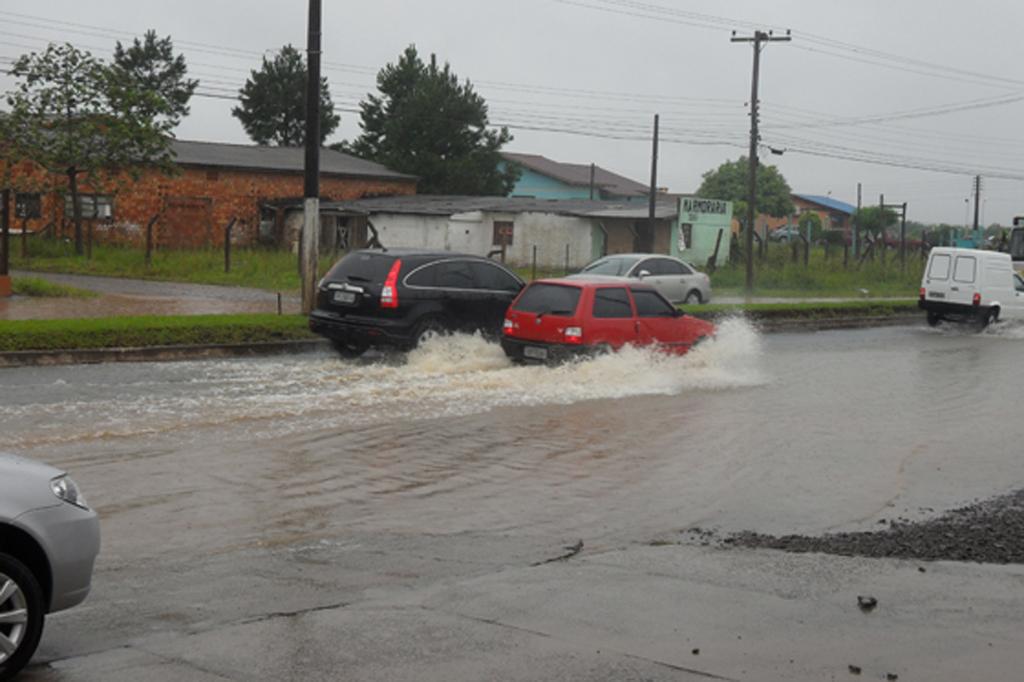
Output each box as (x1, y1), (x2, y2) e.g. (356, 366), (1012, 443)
(3, 323), (1023, 680)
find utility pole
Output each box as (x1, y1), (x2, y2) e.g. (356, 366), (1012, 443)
(732, 29), (791, 295)
(972, 174), (982, 239)
(300, 0), (323, 315)
(879, 194), (886, 265)
(854, 182), (861, 259)
(0, 189), (10, 297)
(647, 114), (659, 251)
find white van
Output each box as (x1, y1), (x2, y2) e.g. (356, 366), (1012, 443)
(920, 247), (1024, 327)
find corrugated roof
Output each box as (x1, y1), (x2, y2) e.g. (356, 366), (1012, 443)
(170, 139), (416, 181)
(501, 152), (650, 198)
(794, 194), (856, 215)
(322, 194), (678, 220)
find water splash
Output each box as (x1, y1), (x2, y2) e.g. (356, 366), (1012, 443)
(1, 319), (764, 448)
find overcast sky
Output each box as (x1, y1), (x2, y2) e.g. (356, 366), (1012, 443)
(2, 0), (1023, 225)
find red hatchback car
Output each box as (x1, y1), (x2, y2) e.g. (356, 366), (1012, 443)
(501, 276), (715, 363)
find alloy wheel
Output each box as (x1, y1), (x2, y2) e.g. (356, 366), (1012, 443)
(0, 575), (28, 665)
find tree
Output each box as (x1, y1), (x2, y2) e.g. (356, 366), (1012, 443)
(346, 45), (519, 195)
(797, 211), (822, 241)
(852, 206), (898, 239)
(232, 45), (339, 146)
(111, 30), (197, 127)
(696, 157), (794, 224)
(5, 43), (176, 254)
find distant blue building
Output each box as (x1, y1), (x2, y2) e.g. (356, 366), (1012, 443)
(500, 152), (651, 202)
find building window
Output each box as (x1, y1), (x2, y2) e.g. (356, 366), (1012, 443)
(64, 194), (114, 220)
(14, 193), (41, 219)
(493, 221), (514, 246)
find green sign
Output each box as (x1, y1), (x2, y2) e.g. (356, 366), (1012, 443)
(672, 196), (733, 267)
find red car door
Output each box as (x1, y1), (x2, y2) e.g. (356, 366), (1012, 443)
(587, 286), (636, 348)
(631, 288), (698, 353)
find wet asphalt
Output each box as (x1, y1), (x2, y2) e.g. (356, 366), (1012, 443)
(3, 322), (1024, 680)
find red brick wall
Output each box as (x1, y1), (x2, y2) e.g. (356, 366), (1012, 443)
(2, 162), (416, 248)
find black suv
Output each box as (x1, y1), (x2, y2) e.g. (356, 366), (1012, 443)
(309, 249), (525, 356)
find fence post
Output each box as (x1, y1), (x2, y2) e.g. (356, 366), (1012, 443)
(145, 213), (158, 268)
(800, 234), (809, 267)
(531, 245), (537, 281)
(224, 217), (237, 274)
(86, 220), (93, 260)
(20, 216), (28, 260)
(564, 243), (570, 275)
(791, 237), (798, 264)
(843, 241), (849, 269)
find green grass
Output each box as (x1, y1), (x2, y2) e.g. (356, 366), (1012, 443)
(709, 245), (925, 298)
(13, 240), (334, 292)
(12, 277), (98, 299)
(680, 299), (919, 320)
(0, 314), (316, 352)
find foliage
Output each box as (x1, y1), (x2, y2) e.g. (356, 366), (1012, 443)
(11, 277), (97, 298)
(710, 243), (925, 297)
(13, 240), (332, 292)
(798, 212), (823, 241)
(0, 314), (315, 352)
(696, 157), (794, 221)
(232, 45), (339, 146)
(4, 43), (177, 254)
(852, 206), (899, 237)
(111, 30), (198, 126)
(346, 45), (519, 195)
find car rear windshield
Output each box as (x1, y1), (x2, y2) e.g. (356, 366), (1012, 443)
(513, 283), (582, 315)
(324, 252), (396, 284)
(582, 257), (638, 276)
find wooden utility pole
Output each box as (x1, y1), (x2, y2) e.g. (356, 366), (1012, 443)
(854, 182), (862, 259)
(732, 29), (791, 295)
(0, 189), (10, 297)
(879, 194), (886, 265)
(300, 0), (323, 314)
(647, 114), (659, 251)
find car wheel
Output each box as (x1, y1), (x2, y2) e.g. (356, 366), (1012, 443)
(330, 339), (369, 358)
(926, 312), (942, 327)
(0, 553), (45, 682)
(412, 318), (448, 349)
(684, 290), (702, 305)
(973, 308), (997, 331)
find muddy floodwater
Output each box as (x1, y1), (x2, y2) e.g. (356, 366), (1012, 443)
(4, 321), (1024, 681)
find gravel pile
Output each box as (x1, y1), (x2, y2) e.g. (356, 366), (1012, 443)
(720, 489), (1024, 564)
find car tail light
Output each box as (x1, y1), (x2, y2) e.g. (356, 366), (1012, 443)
(380, 259), (402, 308)
(564, 326), (583, 344)
(503, 318), (515, 335)
(973, 292), (981, 306)
(919, 287), (926, 301)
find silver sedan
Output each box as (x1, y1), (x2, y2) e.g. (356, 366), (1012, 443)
(574, 253), (712, 304)
(0, 453), (100, 680)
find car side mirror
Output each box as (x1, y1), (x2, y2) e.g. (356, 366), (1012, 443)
(673, 308), (685, 317)
(637, 270), (651, 279)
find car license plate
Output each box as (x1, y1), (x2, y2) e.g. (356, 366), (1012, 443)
(332, 291), (357, 304)
(929, 291), (945, 299)
(523, 346), (548, 360)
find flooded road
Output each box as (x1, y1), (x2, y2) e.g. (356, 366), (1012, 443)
(4, 321), (1024, 680)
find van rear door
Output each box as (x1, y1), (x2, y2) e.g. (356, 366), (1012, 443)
(948, 253), (978, 307)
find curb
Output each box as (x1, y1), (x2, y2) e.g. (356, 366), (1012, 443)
(756, 314), (922, 333)
(0, 339), (330, 369)
(0, 315), (923, 368)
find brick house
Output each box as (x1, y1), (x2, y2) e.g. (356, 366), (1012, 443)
(3, 139), (417, 249)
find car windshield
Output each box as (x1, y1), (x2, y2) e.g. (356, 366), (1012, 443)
(581, 256), (640, 276)
(513, 283), (582, 315)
